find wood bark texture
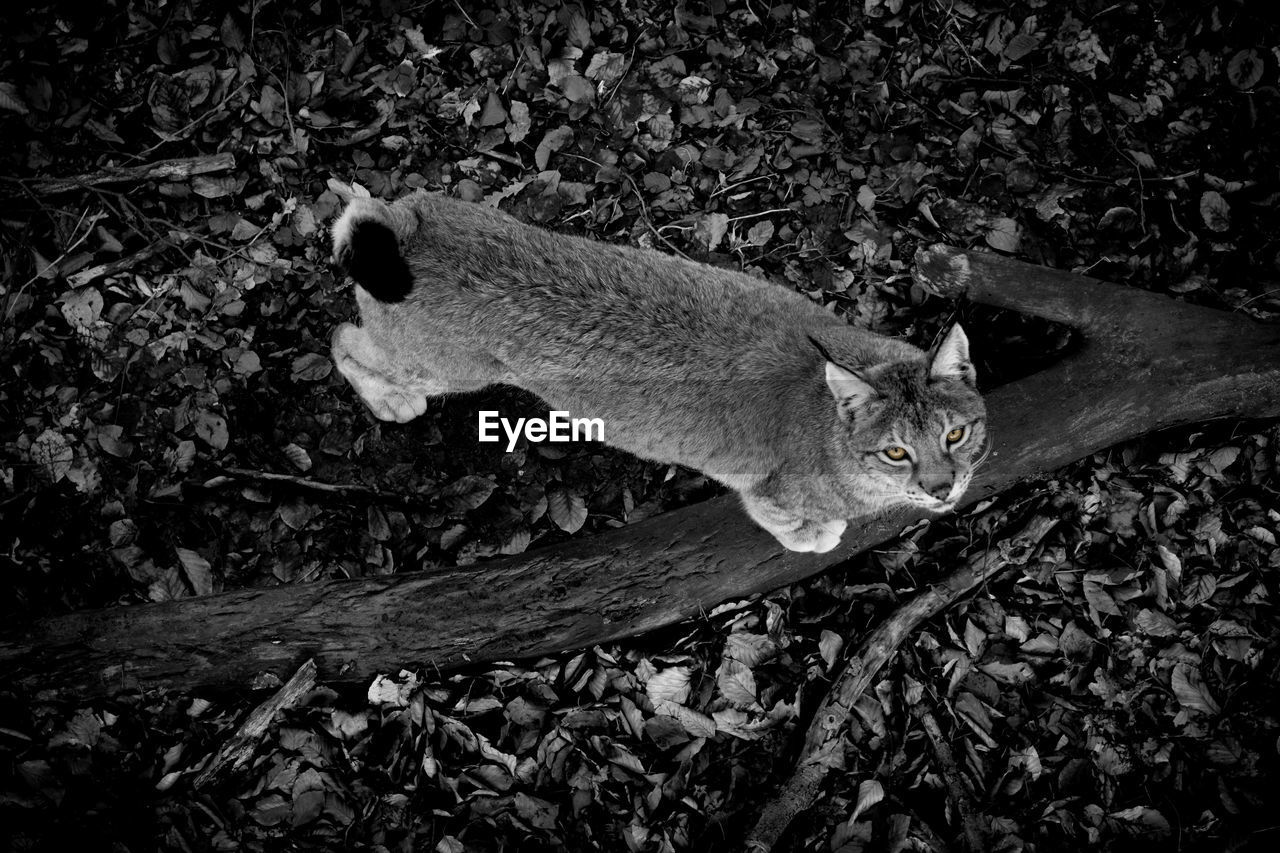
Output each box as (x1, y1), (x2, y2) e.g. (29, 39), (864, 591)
(2, 245), (1277, 700)
(192, 659), (317, 788)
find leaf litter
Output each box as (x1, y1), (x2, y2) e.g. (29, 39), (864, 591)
(1, 0), (1279, 850)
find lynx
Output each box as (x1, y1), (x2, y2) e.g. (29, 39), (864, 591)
(329, 190), (987, 553)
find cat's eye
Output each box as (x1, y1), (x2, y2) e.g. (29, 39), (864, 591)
(945, 427), (966, 444)
(883, 446), (908, 462)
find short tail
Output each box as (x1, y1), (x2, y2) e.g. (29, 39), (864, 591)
(331, 198), (413, 303)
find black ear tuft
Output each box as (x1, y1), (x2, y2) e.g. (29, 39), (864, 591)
(338, 220), (413, 303)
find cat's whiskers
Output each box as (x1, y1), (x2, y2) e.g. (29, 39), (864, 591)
(969, 436), (994, 471)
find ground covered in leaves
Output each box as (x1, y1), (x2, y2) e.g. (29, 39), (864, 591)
(2, 0), (1279, 851)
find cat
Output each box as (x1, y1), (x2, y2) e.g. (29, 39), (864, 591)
(329, 190), (987, 553)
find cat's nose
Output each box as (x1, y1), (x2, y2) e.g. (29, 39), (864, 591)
(923, 481), (952, 501)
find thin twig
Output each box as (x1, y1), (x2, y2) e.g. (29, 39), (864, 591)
(204, 467), (393, 498)
(480, 148), (525, 169)
(5, 208), (102, 321)
(67, 239), (176, 288)
(621, 171), (693, 259)
(561, 151), (693, 259)
(710, 175), (775, 198)
(599, 42), (638, 109)
(451, 0), (479, 29)
(726, 208), (794, 223)
(134, 81), (251, 161)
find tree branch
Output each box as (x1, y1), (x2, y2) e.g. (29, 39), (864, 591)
(913, 687), (987, 853)
(745, 515), (1058, 850)
(192, 659), (317, 788)
(6, 153), (236, 196)
(914, 244), (1185, 333)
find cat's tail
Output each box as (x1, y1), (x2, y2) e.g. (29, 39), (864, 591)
(331, 196), (414, 303)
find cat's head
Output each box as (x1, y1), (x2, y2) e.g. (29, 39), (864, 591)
(822, 325), (987, 512)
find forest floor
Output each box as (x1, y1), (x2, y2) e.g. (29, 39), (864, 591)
(2, 1), (1280, 851)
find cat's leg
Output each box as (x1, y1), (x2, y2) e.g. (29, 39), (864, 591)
(740, 492), (848, 553)
(807, 517), (849, 552)
(331, 323), (439, 423)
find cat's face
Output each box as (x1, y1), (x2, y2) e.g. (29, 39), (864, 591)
(826, 326), (987, 512)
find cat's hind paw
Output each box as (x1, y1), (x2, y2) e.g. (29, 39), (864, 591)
(773, 518), (848, 553)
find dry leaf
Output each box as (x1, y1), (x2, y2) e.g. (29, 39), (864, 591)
(1170, 663), (1220, 715)
(367, 672), (419, 707)
(655, 700), (716, 737)
(61, 288), (103, 329)
(1227, 49), (1264, 89)
(694, 212), (729, 251)
(441, 475), (497, 513)
(817, 630), (843, 671)
(1199, 191), (1231, 233)
(985, 217), (1021, 252)
(1003, 33), (1041, 61)
(290, 353), (333, 382)
(505, 100), (531, 144)
(176, 547), (214, 596)
(534, 126), (575, 170)
(723, 632), (777, 667)
(716, 659), (761, 710)
(546, 488), (587, 533)
(848, 779), (885, 824)
(31, 429), (73, 482)
(194, 411), (229, 450)
(645, 665), (692, 704)
(747, 220), (774, 246)
(282, 443), (312, 472)
(0, 81), (31, 115)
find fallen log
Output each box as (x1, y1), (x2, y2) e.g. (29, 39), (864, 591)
(1, 246), (1277, 701)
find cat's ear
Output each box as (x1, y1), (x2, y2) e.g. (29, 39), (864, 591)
(825, 362), (878, 417)
(930, 325), (976, 386)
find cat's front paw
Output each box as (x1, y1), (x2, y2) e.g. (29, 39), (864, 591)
(774, 518), (848, 553)
(331, 323), (428, 423)
(372, 389), (429, 423)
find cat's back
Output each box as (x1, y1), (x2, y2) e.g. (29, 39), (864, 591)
(396, 192), (891, 376)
